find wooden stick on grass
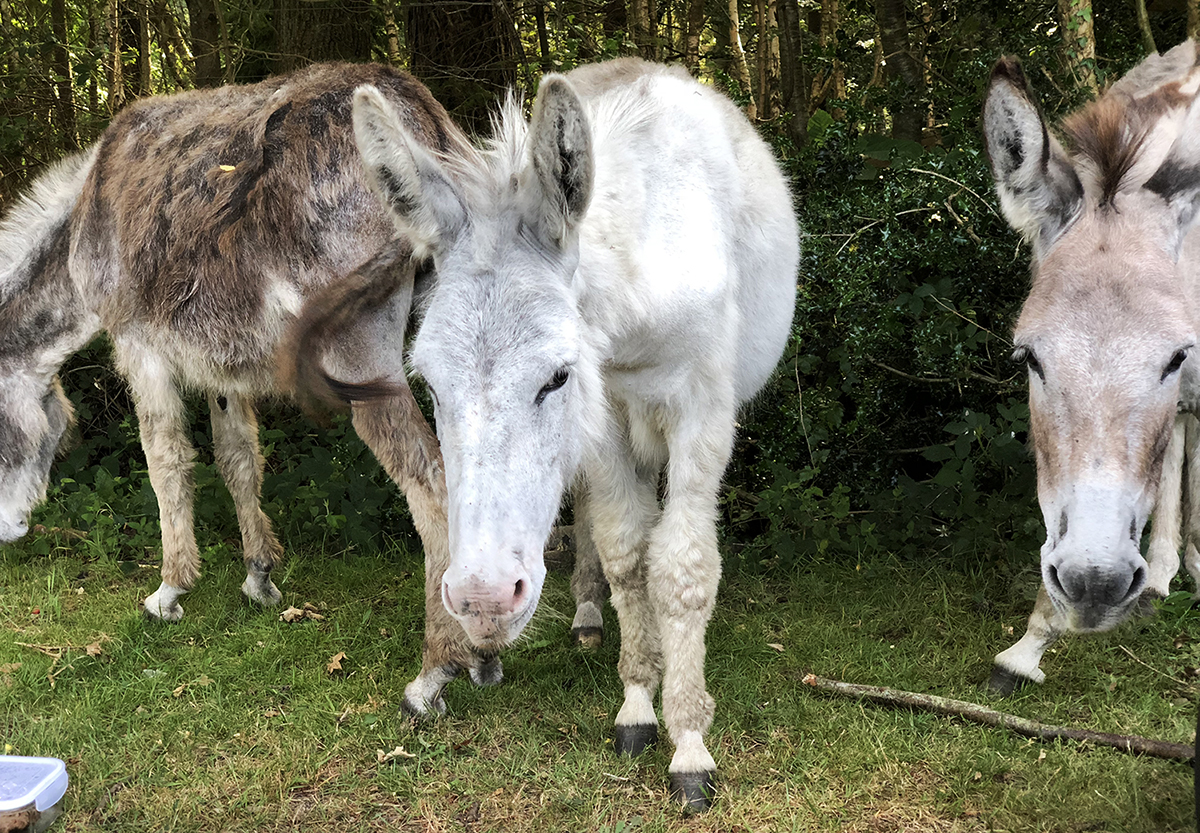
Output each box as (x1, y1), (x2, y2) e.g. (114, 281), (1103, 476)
(801, 673), (1195, 762)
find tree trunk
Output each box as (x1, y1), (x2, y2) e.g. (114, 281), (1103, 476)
(138, 0), (151, 94)
(406, 0), (520, 133)
(1133, 0), (1155, 55)
(573, 0), (597, 61)
(106, 0), (124, 112)
(151, 0), (189, 90)
(186, 0), (222, 87)
(811, 0), (844, 111)
(728, 0), (755, 117)
(87, 0), (99, 113)
(533, 1), (550, 70)
(777, 0), (808, 145)
(1189, 0), (1199, 40)
(383, 2), (401, 64)
(1058, 0), (1097, 93)
(50, 0), (78, 149)
(874, 0), (923, 142)
(274, 0), (373, 74)
(684, 0), (704, 70)
(631, 0), (657, 60)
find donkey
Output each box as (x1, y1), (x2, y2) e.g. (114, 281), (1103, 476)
(983, 40), (1200, 693)
(0, 62), (511, 713)
(295, 58), (799, 809)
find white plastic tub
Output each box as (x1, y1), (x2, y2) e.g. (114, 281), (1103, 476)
(0, 756), (67, 832)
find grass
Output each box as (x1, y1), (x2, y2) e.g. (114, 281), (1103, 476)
(2, 536), (1196, 832)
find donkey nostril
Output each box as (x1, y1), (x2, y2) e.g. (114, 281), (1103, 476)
(1046, 564), (1069, 600)
(1129, 517), (1137, 543)
(513, 579), (525, 604)
(1125, 566), (1147, 602)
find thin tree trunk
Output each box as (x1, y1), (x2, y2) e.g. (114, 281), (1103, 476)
(383, 2), (400, 64)
(213, 0), (233, 83)
(777, 0), (808, 145)
(1189, 0), (1199, 40)
(874, 0), (923, 142)
(106, 0), (124, 113)
(756, 0), (768, 116)
(574, 0), (597, 61)
(684, 0), (703, 70)
(631, 0), (656, 60)
(533, 1), (550, 70)
(728, 0), (755, 117)
(186, 0), (221, 87)
(50, 0), (78, 149)
(1133, 0), (1155, 54)
(1058, 0), (1097, 93)
(151, 0), (191, 90)
(87, 0), (99, 114)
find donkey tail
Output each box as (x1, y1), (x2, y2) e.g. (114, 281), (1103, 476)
(278, 237), (416, 416)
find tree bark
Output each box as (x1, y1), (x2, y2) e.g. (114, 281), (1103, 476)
(1189, 0), (1199, 40)
(728, 0), (755, 117)
(383, 2), (401, 64)
(186, 0), (222, 87)
(810, 0), (845, 111)
(406, 0), (520, 133)
(50, 0), (78, 149)
(777, 0), (809, 145)
(1058, 0), (1097, 93)
(684, 0), (704, 70)
(106, 0), (124, 112)
(1133, 0), (1155, 55)
(533, 1), (550, 70)
(137, 0), (151, 94)
(874, 0), (923, 142)
(273, 0), (373, 74)
(631, 0), (657, 60)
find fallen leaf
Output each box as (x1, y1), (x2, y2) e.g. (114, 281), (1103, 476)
(1036, 749), (1047, 763)
(172, 684), (186, 698)
(376, 746), (416, 763)
(263, 708), (281, 718)
(766, 643), (785, 652)
(280, 604), (325, 623)
(0, 663), (20, 674)
(85, 641), (103, 657)
(327, 651), (347, 674)
(195, 674), (213, 687)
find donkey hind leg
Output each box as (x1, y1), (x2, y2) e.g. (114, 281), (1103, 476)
(989, 586), (1066, 694)
(1144, 414), (1186, 602)
(209, 392), (284, 607)
(1182, 414), (1200, 600)
(121, 348), (199, 622)
(570, 487), (609, 650)
(647, 411), (734, 812)
(351, 392), (487, 717)
(588, 438), (663, 758)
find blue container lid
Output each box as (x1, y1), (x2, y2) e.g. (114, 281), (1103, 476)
(0, 756), (68, 812)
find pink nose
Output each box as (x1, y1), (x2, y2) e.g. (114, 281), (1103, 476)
(442, 560), (533, 641)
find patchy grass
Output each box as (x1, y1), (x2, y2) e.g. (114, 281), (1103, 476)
(1, 538), (1195, 832)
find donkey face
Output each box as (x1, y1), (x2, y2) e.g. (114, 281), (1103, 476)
(985, 58), (1200, 632)
(353, 76), (595, 648)
(0, 373), (72, 542)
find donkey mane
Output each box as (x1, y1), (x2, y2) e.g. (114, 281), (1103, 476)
(1060, 42), (1200, 208)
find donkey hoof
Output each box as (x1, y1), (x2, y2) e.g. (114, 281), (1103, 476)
(614, 723), (658, 756)
(571, 626), (603, 650)
(469, 655), (503, 687)
(669, 770), (716, 812)
(401, 688), (448, 719)
(986, 664), (1036, 696)
(241, 575), (282, 607)
(143, 587), (185, 622)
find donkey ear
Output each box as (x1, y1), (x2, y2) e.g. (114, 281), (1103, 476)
(526, 75), (594, 246)
(353, 85), (466, 256)
(1145, 93), (1200, 257)
(983, 58), (1084, 252)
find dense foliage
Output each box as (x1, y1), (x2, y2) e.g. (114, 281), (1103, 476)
(2, 0), (1194, 584)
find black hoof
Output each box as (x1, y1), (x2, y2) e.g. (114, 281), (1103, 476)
(669, 770), (716, 811)
(614, 723), (658, 756)
(986, 664), (1034, 696)
(469, 654), (503, 687)
(571, 626), (603, 650)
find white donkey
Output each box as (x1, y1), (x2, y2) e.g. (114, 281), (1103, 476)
(304, 58), (800, 808)
(983, 41), (1200, 693)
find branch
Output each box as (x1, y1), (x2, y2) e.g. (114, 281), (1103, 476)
(801, 673), (1194, 762)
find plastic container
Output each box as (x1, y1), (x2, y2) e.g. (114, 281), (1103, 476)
(0, 756), (67, 832)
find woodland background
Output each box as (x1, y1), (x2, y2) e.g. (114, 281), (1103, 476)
(1, 0), (1197, 583)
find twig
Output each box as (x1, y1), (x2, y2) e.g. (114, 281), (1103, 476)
(908, 168), (1002, 218)
(1118, 644), (1190, 688)
(868, 358), (956, 384)
(801, 673), (1194, 761)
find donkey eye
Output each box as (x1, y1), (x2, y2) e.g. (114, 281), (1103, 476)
(1013, 346), (1044, 381)
(1162, 349), (1188, 381)
(535, 368), (570, 406)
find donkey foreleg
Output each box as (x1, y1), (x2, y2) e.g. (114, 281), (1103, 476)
(648, 416), (732, 811)
(209, 392), (284, 607)
(351, 394), (487, 716)
(588, 446), (663, 756)
(1182, 415), (1200, 600)
(569, 487), (608, 649)
(1145, 415), (1186, 600)
(121, 348), (198, 622)
(990, 586), (1065, 694)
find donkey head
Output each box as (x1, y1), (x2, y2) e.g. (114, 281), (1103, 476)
(352, 76), (596, 649)
(984, 56), (1200, 631)
(0, 373), (73, 542)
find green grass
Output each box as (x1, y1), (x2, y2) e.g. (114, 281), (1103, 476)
(2, 538), (1196, 832)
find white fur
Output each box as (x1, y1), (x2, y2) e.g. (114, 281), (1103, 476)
(144, 582), (186, 622)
